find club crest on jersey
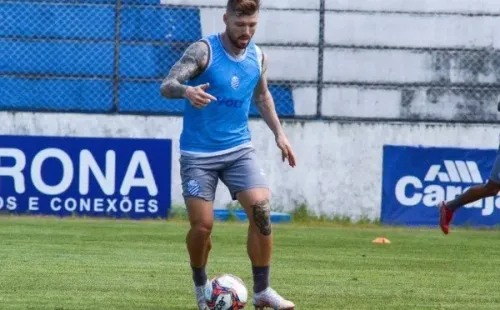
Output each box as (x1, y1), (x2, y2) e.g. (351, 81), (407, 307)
(231, 75), (240, 89)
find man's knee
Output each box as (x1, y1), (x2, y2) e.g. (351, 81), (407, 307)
(190, 220), (213, 238)
(186, 197), (214, 238)
(250, 198), (272, 236)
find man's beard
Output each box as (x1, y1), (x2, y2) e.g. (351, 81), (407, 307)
(227, 29), (250, 49)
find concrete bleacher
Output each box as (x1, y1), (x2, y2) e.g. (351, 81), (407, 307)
(1, 1), (299, 116)
(4, 0), (499, 121)
(324, 0), (500, 121)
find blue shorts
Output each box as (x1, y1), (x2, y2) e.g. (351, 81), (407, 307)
(489, 146), (500, 184)
(179, 146), (269, 201)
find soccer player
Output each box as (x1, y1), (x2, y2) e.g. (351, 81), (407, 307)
(438, 153), (500, 234)
(160, 0), (296, 309)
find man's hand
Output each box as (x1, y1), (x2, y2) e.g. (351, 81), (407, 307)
(185, 83), (217, 109)
(275, 133), (296, 167)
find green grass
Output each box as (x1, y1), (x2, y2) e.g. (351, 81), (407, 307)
(1, 216), (500, 309)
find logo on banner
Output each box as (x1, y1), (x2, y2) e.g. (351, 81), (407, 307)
(382, 145), (500, 226)
(395, 159), (500, 216)
(397, 160), (479, 204)
(0, 135), (171, 219)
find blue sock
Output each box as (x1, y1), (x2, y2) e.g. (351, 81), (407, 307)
(252, 266), (270, 294)
(191, 265), (207, 287)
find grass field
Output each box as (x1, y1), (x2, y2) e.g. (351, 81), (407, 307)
(2, 216), (500, 309)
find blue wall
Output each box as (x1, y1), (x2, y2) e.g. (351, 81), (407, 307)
(0, 1), (295, 116)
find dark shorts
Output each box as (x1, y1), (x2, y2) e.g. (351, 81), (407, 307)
(179, 146), (269, 201)
(489, 146), (500, 184)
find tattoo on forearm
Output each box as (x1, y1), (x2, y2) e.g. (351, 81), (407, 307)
(160, 41), (209, 98)
(255, 96), (266, 107)
(254, 53), (269, 107)
(252, 199), (272, 236)
(254, 89), (271, 108)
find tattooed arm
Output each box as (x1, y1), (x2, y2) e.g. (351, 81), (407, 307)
(253, 52), (297, 167)
(253, 53), (282, 138)
(160, 41), (216, 108)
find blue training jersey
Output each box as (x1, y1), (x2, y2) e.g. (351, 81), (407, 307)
(179, 33), (263, 155)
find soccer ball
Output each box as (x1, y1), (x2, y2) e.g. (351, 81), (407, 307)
(207, 274), (248, 310)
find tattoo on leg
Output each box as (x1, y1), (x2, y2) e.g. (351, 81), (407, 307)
(252, 199), (271, 236)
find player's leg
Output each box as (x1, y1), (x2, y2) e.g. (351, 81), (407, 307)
(443, 181), (500, 211)
(439, 149), (500, 234)
(237, 187), (273, 288)
(220, 148), (294, 309)
(238, 189), (294, 310)
(186, 198), (214, 310)
(186, 197), (214, 283)
(180, 155), (219, 309)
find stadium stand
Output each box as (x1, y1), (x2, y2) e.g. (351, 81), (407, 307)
(1, 1), (299, 116)
(2, 0), (500, 122)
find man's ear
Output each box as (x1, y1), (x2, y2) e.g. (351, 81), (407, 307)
(223, 12), (228, 26)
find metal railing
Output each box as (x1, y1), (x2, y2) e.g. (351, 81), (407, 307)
(1, 0), (499, 123)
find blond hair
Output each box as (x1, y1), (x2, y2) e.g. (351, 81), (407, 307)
(226, 0), (261, 16)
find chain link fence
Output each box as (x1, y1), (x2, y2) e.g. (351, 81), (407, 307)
(1, 0), (500, 122)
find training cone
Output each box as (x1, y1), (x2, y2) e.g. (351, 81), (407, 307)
(372, 237), (391, 244)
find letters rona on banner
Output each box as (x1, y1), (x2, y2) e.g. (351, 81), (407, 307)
(0, 135), (172, 219)
(381, 145), (500, 227)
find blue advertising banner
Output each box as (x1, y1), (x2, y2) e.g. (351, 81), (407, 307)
(0, 135), (171, 219)
(381, 145), (500, 227)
